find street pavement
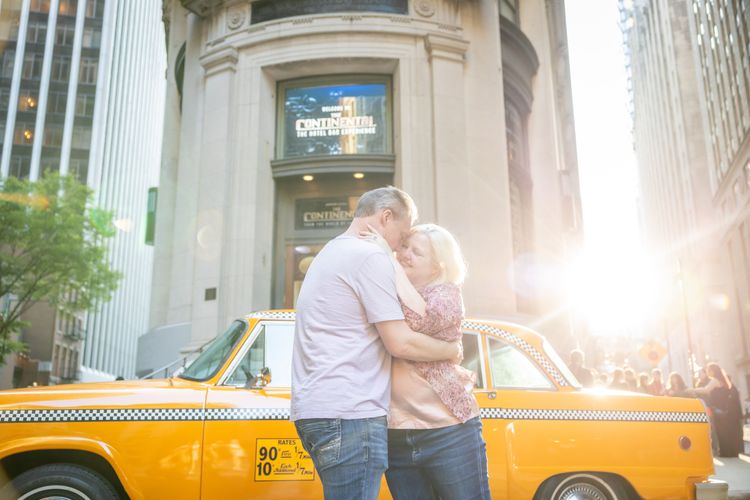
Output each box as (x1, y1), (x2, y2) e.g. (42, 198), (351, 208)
(711, 425), (750, 500)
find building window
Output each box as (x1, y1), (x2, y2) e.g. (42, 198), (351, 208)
(43, 124), (64, 147)
(505, 98), (534, 312)
(69, 158), (88, 182)
(145, 187), (158, 245)
(78, 58), (97, 84)
(58, 0), (77, 16)
(46, 91), (67, 114)
(51, 56), (71, 82)
(86, 0), (104, 18)
(175, 42), (186, 111)
(0, 89), (10, 111)
(22, 53), (43, 80)
(56, 24), (76, 45)
(8, 21), (20, 41)
(72, 126), (91, 149)
(17, 93), (39, 112)
(2, 51), (16, 79)
(26, 21), (47, 44)
(14, 123), (34, 144)
(500, 0), (519, 24)
(82, 27), (101, 48)
(9, 155), (31, 179)
(30, 0), (51, 13)
(41, 157), (59, 174)
(76, 93), (95, 116)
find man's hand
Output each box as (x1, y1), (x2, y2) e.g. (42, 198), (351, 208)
(376, 320), (459, 362)
(451, 341), (463, 365)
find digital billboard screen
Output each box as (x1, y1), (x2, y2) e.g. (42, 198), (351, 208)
(281, 82), (389, 158)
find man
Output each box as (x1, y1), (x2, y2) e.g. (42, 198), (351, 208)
(568, 349), (594, 388)
(291, 186), (461, 500)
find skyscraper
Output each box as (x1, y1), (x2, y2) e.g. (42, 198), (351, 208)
(624, 0), (750, 396)
(0, 0), (166, 385)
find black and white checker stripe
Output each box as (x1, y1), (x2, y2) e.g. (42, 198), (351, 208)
(1, 406), (708, 424)
(247, 311), (296, 321)
(0, 407), (292, 424)
(462, 321), (571, 387)
(245, 313), (571, 388)
(206, 407), (290, 420)
(480, 407), (708, 423)
(0, 408), (204, 423)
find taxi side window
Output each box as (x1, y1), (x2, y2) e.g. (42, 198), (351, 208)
(461, 332), (485, 388)
(487, 337), (553, 389)
(224, 323), (294, 388)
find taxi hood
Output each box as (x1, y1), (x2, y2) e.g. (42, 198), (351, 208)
(0, 378), (206, 411)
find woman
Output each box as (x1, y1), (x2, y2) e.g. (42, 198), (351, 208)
(609, 368), (628, 390)
(647, 368), (666, 396)
(637, 372), (650, 393)
(362, 223), (490, 500)
(666, 372), (687, 397)
(690, 362), (744, 457)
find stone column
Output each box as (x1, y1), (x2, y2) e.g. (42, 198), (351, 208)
(424, 30), (515, 316)
(189, 45), (239, 343)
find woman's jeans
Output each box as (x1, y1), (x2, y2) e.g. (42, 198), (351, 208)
(386, 417), (491, 500)
(295, 416), (388, 500)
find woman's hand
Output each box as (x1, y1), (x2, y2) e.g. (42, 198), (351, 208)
(359, 224), (393, 255)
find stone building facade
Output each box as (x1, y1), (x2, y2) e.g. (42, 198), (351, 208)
(141, 0), (583, 374)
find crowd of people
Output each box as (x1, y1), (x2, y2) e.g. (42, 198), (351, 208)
(569, 350), (746, 458)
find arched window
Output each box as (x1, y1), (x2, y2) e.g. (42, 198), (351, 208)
(175, 42), (186, 112)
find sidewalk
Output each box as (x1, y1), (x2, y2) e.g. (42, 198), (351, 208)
(711, 425), (750, 500)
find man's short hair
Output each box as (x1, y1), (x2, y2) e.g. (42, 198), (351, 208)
(354, 186), (418, 224)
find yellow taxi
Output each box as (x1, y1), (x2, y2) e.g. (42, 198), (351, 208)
(0, 311), (727, 499)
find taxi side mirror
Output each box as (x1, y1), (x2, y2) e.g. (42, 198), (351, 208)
(245, 367), (272, 389)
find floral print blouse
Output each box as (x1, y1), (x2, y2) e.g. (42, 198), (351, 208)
(400, 282), (479, 424)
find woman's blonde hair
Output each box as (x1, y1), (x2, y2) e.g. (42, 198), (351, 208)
(412, 223), (467, 285)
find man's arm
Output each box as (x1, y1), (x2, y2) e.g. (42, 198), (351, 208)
(375, 320), (460, 362)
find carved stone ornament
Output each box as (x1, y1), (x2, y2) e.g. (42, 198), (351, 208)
(227, 6), (246, 30)
(415, 0), (436, 17)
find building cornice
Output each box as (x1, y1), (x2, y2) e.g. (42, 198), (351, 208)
(424, 33), (470, 62)
(199, 46), (239, 75)
(196, 12), (465, 65)
(181, 0), (224, 17)
(270, 154), (395, 178)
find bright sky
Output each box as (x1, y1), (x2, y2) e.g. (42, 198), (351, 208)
(564, 0), (650, 336)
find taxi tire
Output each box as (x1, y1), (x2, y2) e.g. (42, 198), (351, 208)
(535, 472), (630, 500)
(0, 463), (119, 500)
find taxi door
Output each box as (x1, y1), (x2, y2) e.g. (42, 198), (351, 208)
(200, 321), (322, 499)
(461, 329), (510, 497)
(477, 332), (568, 498)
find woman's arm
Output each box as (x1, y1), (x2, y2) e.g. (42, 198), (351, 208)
(405, 283), (463, 335)
(687, 377), (720, 397)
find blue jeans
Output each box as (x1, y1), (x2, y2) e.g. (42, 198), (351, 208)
(295, 416), (388, 500)
(386, 417), (491, 500)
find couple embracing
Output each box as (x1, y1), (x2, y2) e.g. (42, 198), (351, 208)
(291, 187), (491, 500)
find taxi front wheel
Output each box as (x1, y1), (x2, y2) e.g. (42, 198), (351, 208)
(0, 463), (119, 500)
(535, 472), (630, 500)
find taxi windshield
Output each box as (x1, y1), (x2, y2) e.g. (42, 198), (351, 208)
(178, 320), (248, 381)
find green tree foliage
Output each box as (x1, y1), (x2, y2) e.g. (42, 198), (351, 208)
(0, 173), (121, 363)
